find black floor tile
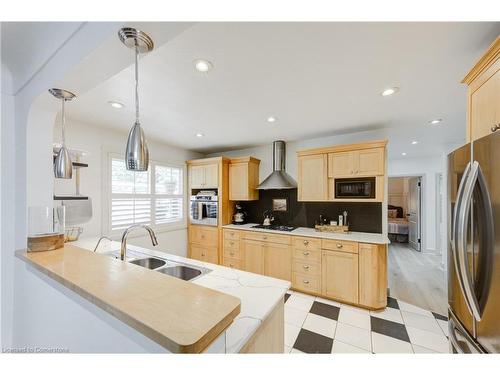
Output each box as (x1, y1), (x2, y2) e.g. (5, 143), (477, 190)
(370, 316), (410, 343)
(387, 296), (399, 310)
(432, 312), (448, 321)
(309, 301), (340, 321)
(284, 293), (291, 303)
(293, 328), (333, 354)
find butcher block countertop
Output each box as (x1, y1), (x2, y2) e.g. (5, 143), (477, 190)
(16, 245), (241, 353)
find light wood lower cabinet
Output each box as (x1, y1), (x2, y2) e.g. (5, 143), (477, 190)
(188, 225), (219, 265)
(358, 243), (387, 309)
(321, 250), (359, 305)
(190, 243), (218, 264)
(264, 242), (291, 281)
(242, 239), (265, 275)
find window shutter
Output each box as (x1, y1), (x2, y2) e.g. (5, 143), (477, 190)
(111, 197), (151, 231)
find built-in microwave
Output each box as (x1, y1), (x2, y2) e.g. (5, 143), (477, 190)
(334, 177), (376, 199)
(190, 191), (218, 226)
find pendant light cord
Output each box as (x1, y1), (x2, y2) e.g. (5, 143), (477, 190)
(134, 42), (140, 124)
(61, 98), (66, 146)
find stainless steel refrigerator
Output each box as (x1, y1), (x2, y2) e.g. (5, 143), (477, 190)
(448, 130), (500, 353)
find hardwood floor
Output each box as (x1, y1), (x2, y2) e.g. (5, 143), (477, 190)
(388, 243), (447, 315)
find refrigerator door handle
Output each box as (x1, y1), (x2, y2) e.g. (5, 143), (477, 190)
(451, 162), (471, 311)
(449, 320), (465, 353)
(457, 161), (482, 321)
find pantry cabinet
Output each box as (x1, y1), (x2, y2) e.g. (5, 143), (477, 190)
(189, 163), (219, 189)
(462, 37), (500, 142)
(229, 157), (260, 201)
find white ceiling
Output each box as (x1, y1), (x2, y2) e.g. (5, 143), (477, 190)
(63, 22), (499, 158)
(1, 22), (84, 93)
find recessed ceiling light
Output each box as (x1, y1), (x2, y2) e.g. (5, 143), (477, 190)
(381, 87), (399, 97)
(108, 101), (124, 109)
(195, 133), (204, 138)
(429, 118), (443, 125)
(267, 116), (277, 123)
(194, 59), (213, 73)
(411, 141), (418, 145)
(401, 152), (407, 156)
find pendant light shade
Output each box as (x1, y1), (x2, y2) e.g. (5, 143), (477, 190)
(118, 27), (154, 171)
(50, 88), (76, 179)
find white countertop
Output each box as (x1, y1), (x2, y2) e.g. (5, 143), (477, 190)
(223, 223), (390, 244)
(73, 237), (290, 353)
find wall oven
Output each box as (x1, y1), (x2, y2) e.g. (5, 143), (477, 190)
(334, 177), (376, 199)
(190, 191), (218, 226)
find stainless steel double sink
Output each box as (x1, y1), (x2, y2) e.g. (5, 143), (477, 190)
(105, 250), (211, 281)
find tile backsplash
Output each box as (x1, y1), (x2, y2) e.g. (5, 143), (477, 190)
(237, 189), (382, 233)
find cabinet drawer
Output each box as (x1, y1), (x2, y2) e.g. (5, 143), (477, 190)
(292, 259), (321, 276)
(224, 229), (240, 240)
(190, 243), (218, 265)
(243, 231), (291, 245)
(292, 236), (321, 251)
(222, 257), (243, 270)
(292, 272), (321, 294)
(223, 240), (241, 259)
(293, 247), (321, 263)
(322, 239), (358, 254)
(189, 225), (218, 246)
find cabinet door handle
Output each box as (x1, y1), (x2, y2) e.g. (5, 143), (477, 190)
(230, 252), (235, 256)
(303, 240), (309, 246)
(230, 241), (234, 245)
(303, 280), (310, 284)
(336, 243), (343, 248)
(201, 234), (205, 239)
(263, 236), (268, 240)
(303, 265), (310, 270)
(491, 123), (500, 133)
(350, 170), (354, 174)
(201, 253), (205, 257)
(303, 251), (310, 256)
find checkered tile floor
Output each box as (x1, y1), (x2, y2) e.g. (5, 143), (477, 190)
(284, 291), (450, 353)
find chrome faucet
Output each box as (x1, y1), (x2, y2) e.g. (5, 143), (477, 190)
(94, 235), (112, 252)
(120, 224), (158, 261)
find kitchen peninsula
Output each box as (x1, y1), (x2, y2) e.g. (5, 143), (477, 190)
(15, 240), (289, 353)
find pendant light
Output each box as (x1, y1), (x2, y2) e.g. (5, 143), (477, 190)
(50, 88), (76, 179)
(118, 27), (154, 171)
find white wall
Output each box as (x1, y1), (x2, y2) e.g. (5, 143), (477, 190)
(52, 119), (202, 257)
(388, 155), (446, 256)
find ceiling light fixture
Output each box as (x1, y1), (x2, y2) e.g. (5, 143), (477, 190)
(381, 87), (399, 97)
(118, 27), (154, 172)
(194, 59), (213, 73)
(401, 152), (407, 156)
(411, 141), (418, 145)
(108, 101), (124, 109)
(196, 133), (204, 138)
(267, 116), (277, 123)
(50, 88), (76, 179)
(429, 118), (443, 125)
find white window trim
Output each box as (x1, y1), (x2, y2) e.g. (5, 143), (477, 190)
(103, 152), (188, 238)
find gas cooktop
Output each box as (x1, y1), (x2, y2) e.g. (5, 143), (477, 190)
(251, 224), (297, 232)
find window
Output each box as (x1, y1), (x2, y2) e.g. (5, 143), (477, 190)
(109, 157), (184, 232)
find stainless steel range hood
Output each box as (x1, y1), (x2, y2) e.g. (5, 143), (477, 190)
(257, 140), (297, 190)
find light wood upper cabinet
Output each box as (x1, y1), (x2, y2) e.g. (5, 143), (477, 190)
(328, 151), (354, 177)
(264, 242), (292, 281)
(297, 154), (328, 201)
(189, 163), (219, 189)
(321, 250), (358, 304)
(243, 239), (265, 275)
(229, 157), (260, 201)
(463, 37), (500, 142)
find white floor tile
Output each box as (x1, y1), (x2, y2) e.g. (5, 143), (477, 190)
(290, 348), (305, 354)
(334, 322), (372, 351)
(284, 323), (301, 347)
(289, 290), (316, 300)
(302, 313), (337, 338)
(398, 300), (434, 318)
(285, 306), (308, 327)
(437, 319), (448, 337)
(401, 310), (443, 334)
(406, 326), (449, 353)
(315, 296), (341, 307)
(286, 293), (315, 312)
(340, 303), (370, 315)
(331, 340), (370, 353)
(370, 307), (403, 324)
(412, 344), (439, 353)
(371, 332), (413, 353)
(338, 307), (371, 329)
